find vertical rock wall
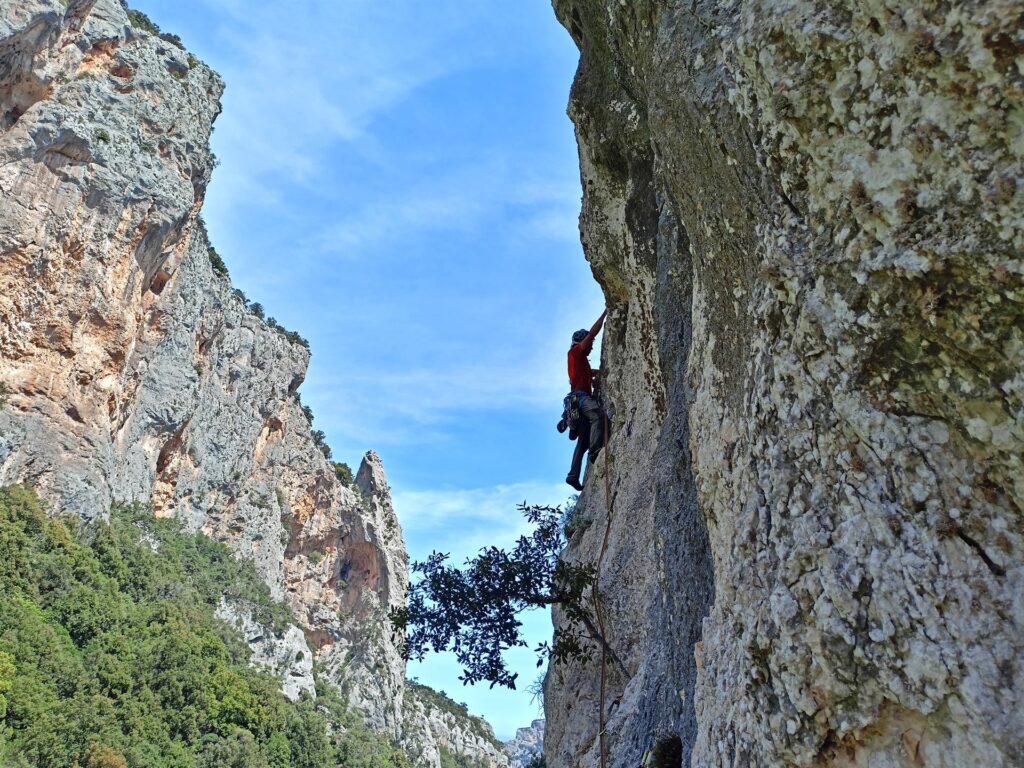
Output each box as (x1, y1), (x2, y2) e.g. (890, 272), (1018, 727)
(546, 1), (1023, 766)
(0, 0), (408, 735)
(0, 6), (519, 765)
(505, 719), (546, 767)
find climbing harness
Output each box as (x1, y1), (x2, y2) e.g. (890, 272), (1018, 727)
(558, 390), (588, 438)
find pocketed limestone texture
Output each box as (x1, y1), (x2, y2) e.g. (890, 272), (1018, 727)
(546, 1), (1023, 766)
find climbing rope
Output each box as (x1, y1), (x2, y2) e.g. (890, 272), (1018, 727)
(590, 406), (614, 768)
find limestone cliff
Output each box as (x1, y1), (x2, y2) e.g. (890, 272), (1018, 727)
(401, 682), (511, 768)
(505, 719), (545, 768)
(546, 1), (1023, 766)
(0, 4), (503, 766)
(0, 0), (410, 732)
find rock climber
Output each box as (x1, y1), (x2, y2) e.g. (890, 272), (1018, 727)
(564, 309), (607, 491)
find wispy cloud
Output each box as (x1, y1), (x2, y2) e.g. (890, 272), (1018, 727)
(304, 353), (564, 448)
(394, 481), (573, 560)
(307, 185), (492, 256)
(301, 155), (581, 257)
(198, 0), (523, 202)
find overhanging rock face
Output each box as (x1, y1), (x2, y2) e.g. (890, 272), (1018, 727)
(546, 1), (1023, 766)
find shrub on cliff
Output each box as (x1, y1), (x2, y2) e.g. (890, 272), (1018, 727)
(258, 313), (310, 351)
(126, 9), (160, 36)
(438, 746), (489, 768)
(194, 216), (228, 278)
(207, 245), (228, 278)
(126, 8), (184, 50)
(311, 430), (331, 459)
(333, 462), (354, 486)
(284, 330), (311, 351)
(405, 681), (504, 754)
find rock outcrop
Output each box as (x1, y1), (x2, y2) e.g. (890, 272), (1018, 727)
(401, 683), (512, 768)
(505, 719), (545, 768)
(546, 1), (1023, 766)
(0, 5), (506, 765)
(216, 597), (316, 702)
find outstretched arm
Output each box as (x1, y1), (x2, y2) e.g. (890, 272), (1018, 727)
(579, 309), (607, 349)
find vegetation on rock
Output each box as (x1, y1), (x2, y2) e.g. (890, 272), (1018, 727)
(437, 745), (489, 768)
(126, 8), (185, 50)
(333, 462), (354, 487)
(311, 430), (331, 459)
(0, 486), (408, 768)
(125, 9), (160, 36)
(405, 681), (504, 754)
(195, 217), (228, 278)
(196, 215), (311, 351)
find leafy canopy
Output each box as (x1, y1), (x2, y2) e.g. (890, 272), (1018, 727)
(392, 503), (595, 689)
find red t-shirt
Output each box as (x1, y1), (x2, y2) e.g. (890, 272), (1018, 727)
(568, 341), (594, 393)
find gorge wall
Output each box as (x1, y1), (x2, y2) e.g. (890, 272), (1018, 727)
(0, 3), (506, 766)
(546, 1), (1023, 767)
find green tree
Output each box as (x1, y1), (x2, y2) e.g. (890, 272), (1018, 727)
(0, 651), (14, 718)
(0, 484), (420, 767)
(393, 503), (595, 689)
(285, 700), (332, 768)
(197, 729), (270, 768)
(82, 743), (129, 768)
(332, 462), (354, 486)
(267, 732), (292, 768)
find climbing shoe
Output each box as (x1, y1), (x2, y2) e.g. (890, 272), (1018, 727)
(565, 475), (583, 491)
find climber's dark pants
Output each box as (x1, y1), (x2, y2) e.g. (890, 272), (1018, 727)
(567, 395), (605, 482)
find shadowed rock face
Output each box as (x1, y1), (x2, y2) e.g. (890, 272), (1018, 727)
(546, 1), (1023, 767)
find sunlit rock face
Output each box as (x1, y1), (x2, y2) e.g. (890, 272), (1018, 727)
(0, 0), (409, 736)
(546, 0), (1023, 766)
(401, 684), (513, 768)
(505, 719), (545, 768)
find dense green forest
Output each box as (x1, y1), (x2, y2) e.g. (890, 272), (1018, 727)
(0, 485), (410, 768)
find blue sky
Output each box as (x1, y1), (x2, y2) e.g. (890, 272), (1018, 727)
(129, 0), (603, 740)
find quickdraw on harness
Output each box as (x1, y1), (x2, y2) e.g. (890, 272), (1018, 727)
(557, 390), (589, 439)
